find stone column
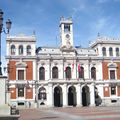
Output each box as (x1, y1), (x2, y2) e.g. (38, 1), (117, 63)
(63, 84), (68, 107)
(63, 59), (65, 79)
(49, 59), (51, 80)
(0, 76), (6, 105)
(76, 84), (82, 107)
(47, 84), (53, 107)
(90, 83), (95, 106)
(0, 76), (11, 115)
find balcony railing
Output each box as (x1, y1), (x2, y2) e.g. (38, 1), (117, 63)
(7, 79), (120, 86)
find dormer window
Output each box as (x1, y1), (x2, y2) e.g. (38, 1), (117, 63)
(19, 45), (23, 55)
(27, 45), (31, 55)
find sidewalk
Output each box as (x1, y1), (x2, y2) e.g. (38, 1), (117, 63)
(19, 106), (120, 120)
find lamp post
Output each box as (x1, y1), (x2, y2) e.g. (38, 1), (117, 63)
(35, 81), (39, 108)
(0, 9), (12, 75)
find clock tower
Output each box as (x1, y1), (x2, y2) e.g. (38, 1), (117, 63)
(59, 17), (73, 49)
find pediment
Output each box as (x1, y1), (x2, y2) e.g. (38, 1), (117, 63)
(16, 62), (27, 68)
(107, 63), (117, 68)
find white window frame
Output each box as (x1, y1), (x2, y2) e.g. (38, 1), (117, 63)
(16, 68), (26, 80)
(109, 69), (116, 80)
(16, 62), (27, 98)
(17, 85), (25, 98)
(108, 63), (117, 80)
(110, 85), (117, 97)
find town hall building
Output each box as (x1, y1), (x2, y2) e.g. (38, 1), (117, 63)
(5, 17), (120, 108)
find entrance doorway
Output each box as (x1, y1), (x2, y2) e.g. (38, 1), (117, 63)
(54, 86), (63, 107)
(68, 86), (76, 106)
(82, 85), (90, 106)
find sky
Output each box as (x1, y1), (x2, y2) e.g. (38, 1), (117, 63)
(1, 0), (120, 72)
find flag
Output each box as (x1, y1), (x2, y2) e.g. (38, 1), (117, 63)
(64, 67), (67, 72)
(78, 64), (81, 72)
(72, 63), (74, 70)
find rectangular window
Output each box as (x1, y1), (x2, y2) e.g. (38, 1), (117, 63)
(18, 70), (24, 80)
(64, 24), (70, 32)
(111, 86), (116, 95)
(110, 70), (115, 79)
(18, 86), (24, 97)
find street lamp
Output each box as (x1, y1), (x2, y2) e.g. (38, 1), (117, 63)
(0, 9), (12, 75)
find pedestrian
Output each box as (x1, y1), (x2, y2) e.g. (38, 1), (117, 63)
(29, 101), (31, 108)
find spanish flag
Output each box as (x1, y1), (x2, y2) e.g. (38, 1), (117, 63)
(78, 64), (81, 72)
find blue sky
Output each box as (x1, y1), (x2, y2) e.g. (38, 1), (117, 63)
(1, 0), (120, 69)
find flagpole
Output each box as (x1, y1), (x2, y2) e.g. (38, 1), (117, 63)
(88, 57), (91, 80)
(76, 59), (77, 79)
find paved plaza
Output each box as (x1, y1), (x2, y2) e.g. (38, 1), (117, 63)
(19, 106), (120, 120)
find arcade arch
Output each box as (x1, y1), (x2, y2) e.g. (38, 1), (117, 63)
(68, 86), (76, 106)
(54, 86), (63, 107)
(82, 85), (90, 106)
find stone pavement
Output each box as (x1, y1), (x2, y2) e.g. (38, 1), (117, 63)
(19, 106), (120, 120)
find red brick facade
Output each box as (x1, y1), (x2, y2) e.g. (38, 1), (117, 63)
(103, 87), (110, 97)
(26, 61), (33, 80)
(9, 60), (33, 99)
(102, 62), (109, 80)
(26, 88), (33, 99)
(10, 88), (16, 99)
(9, 61), (16, 80)
(103, 62), (120, 97)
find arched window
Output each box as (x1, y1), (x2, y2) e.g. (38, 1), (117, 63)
(65, 67), (71, 79)
(52, 66), (58, 79)
(109, 47), (113, 56)
(78, 66), (84, 79)
(91, 67), (96, 79)
(38, 87), (46, 100)
(19, 45), (23, 55)
(116, 48), (119, 56)
(39, 67), (45, 80)
(11, 45), (15, 55)
(27, 45), (31, 55)
(102, 47), (106, 56)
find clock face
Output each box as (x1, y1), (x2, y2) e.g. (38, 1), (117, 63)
(66, 34), (70, 39)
